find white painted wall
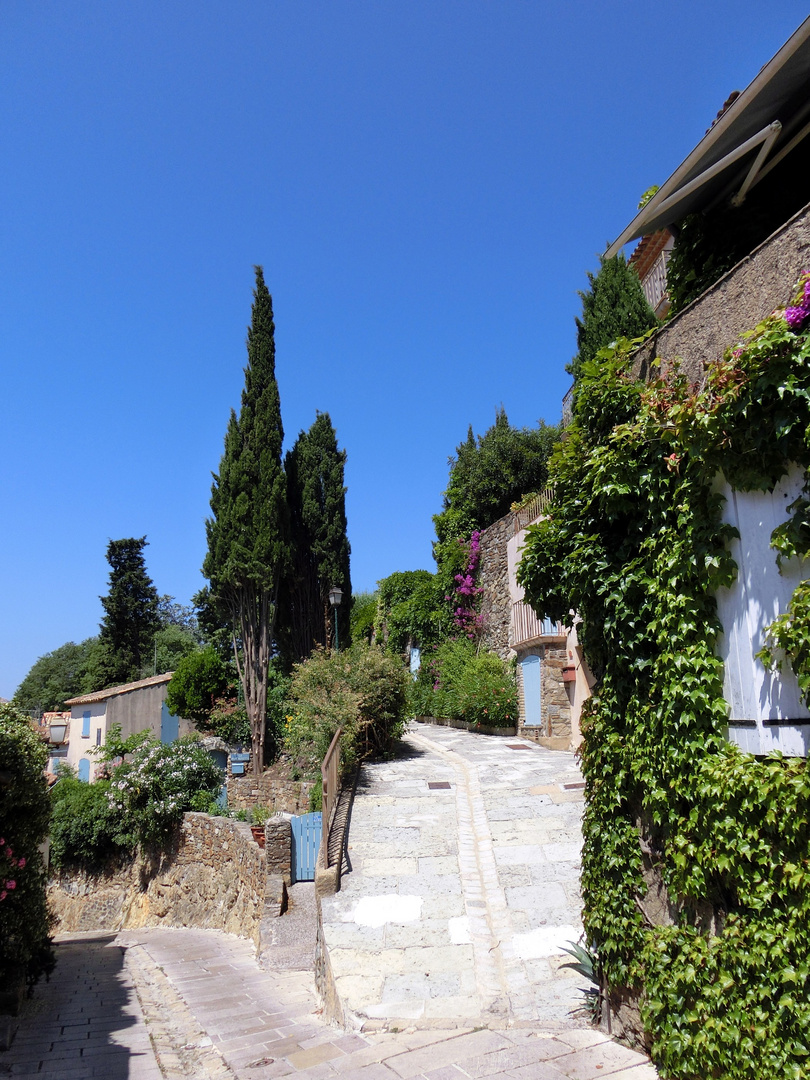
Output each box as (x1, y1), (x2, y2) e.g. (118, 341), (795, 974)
(716, 464), (810, 755)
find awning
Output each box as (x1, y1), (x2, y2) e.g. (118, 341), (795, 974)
(606, 17), (810, 258)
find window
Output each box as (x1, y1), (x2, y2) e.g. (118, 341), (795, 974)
(82, 711), (91, 738)
(96, 728), (102, 746)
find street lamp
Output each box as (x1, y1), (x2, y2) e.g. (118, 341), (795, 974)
(48, 721), (68, 745)
(328, 586), (343, 652)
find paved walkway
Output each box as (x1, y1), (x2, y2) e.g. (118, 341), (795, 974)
(1, 723), (658, 1079)
(321, 724), (588, 1030)
(2, 927), (655, 1079)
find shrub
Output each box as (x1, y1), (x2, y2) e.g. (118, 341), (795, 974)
(410, 639), (517, 728)
(284, 642), (407, 777)
(105, 735), (224, 846)
(0, 704), (53, 993)
(50, 773), (130, 870)
(167, 647), (230, 725)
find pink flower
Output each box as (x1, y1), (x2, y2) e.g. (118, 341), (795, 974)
(6, 881), (15, 890)
(17, 858), (25, 868)
(0, 891), (6, 901)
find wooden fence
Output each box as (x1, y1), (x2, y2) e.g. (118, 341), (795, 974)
(320, 726), (342, 869)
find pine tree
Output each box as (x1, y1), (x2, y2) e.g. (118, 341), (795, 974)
(281, 412), (351, 661)
(570, 253), (658, 382)
(95, 537), (160, 686)
(203, 266), (289, 775)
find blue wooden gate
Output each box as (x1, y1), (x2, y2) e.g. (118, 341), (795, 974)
(290, 812), (322, 883)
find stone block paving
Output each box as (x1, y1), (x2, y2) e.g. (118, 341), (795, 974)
(1, 724), (657, 1079)
(37, 925), (653, 1080)
(0, 931), (162, 1079)
(321, 724), (591, 1030)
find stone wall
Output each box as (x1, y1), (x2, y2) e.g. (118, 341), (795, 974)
(49, 812), (291, 950)
(479, 512), (515, 660)
(227, 755), (314, 813)
(634, 200), (810, 388)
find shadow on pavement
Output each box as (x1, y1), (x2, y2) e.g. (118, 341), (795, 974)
(0, 931), (155, 1079)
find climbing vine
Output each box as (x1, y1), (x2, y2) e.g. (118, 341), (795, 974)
(518, 274), (810, 1080)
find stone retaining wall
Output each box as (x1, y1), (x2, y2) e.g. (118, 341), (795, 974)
(227, 756), (314, 814)
(479, 513), (514, 660)
(49, 812), (292, 950)
(634, 200), (810, 388)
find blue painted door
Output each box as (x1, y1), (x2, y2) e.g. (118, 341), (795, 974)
(291, 812), (322, 883)
(160, 701), (179, 744)
(209, 749), (228, 808)
(78, 758), (91, 783)
(521, 654), (542, 727)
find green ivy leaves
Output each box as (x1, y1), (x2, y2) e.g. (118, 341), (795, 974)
(519, 278), (810, 1079)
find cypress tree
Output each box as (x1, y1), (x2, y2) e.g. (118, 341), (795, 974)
(570, 253), (658, 382)
(95, 537), (160, 686)
(203, 266), (289, 775)
(281, 412), (351, 661)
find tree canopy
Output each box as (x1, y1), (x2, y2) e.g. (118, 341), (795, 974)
(569, 253), (658, 382)
(433, 408), (560, 546)
(13, 638), (98, 713)
(93, 537), (161, 688)
(281, 411), (351, 661)
(203, 266), (290, 774)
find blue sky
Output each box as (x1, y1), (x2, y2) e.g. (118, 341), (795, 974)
(2, 2), (807, 697)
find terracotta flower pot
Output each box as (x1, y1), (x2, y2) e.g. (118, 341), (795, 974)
(250, 825), (266, 849)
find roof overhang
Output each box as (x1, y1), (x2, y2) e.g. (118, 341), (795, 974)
(606, 17), (810, 258)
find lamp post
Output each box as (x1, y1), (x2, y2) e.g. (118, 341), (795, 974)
(328, 586), (343, 652)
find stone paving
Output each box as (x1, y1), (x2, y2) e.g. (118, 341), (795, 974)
(0, 724), (658, 1079)
(321, 724), (589, 1030)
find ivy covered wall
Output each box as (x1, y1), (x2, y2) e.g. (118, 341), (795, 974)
(518, 267), (810, 1079)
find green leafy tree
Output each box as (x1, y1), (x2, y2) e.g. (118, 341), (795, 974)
(150, 624), (199, 677)
(94, 537), (161, 687)
(166, 647), (231, 726)
(433, 410), (560, 546)
(13, 637), (98, 714)
(350, 591), (378, 645)
(0, 703), (53, 990)
(203, 267), (290, 775)
(374, 570), (449, 656)
(281, 411), (351, 661)
(569, 253), (658, 382)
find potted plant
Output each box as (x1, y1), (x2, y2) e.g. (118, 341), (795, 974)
(249, 804), (270, 848)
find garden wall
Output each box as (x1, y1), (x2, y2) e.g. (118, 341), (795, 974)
(48, 813), (291, 950)
(227, 755), (314, 813)
(478, 512), (514, 660)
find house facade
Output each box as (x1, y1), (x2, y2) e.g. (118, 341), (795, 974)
(477, 494), (593, 750)
(61, 673), (193, 782)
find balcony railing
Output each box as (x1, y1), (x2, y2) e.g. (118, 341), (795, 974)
(641, 248), (671, 315)
(513, 489), (555, 533)
(510, 601), (567, 647)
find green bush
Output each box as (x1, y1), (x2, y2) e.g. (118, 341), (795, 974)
(411, 639), (517, 728)
(105, 735), (224, 846)
(0, 704), (53, 992)
(284, 642), (407, 777)
(167, 647), (230, 725)
(50, 773), (130, 870)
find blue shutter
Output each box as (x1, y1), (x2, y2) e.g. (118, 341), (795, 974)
(82, 711), (91, 737)
(521, 655), (542, 727)
(160, 701), (179, 744)
(78, 759), (91, 782)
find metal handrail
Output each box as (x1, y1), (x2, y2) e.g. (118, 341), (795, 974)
(320, 726), (342, 868)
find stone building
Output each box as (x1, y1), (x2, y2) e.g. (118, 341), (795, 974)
(62, 673), (194, 782)
(478, 494), (593, 750)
